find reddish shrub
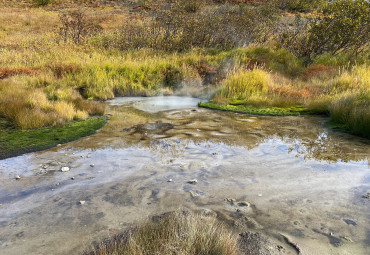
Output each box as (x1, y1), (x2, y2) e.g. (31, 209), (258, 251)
(302, 64), (336, 80)
(46, 64), (81, 78)
(0, 68), (40, 79)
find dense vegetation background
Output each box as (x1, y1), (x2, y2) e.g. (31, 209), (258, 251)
(0, 0), (369, 137)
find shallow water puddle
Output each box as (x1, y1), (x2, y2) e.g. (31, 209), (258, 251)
(0, 97), (369, 255)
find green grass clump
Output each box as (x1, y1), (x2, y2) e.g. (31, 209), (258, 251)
(329, 90), (370, 138)
(84, 209), (238, 255)
(199, 102), (312, 116)
(34, 0), (51, 6)
(0, 116), (106, 160)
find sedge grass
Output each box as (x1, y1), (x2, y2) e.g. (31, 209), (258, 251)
(84, 209), (238, 255)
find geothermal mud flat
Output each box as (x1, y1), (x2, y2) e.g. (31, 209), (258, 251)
(0, 97), (369, 255)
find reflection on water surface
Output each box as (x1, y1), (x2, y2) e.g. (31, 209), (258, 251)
(0, 97), (369, 255)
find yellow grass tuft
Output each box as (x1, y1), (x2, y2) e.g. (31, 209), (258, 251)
(54, 101), (75, 122)
(85, 209), (238, 255)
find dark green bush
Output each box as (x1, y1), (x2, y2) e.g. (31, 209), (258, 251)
(35, 0), (51, 6)
(277, 0), (325, 12)
(177, 0), (205, 13)
(58, 9), (102, 44)
(114, 3), (278, 51)
(278, 0), (370, 62)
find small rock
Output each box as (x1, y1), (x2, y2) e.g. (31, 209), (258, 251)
(79, 201), (86, 205)
(189, 191), (199, 198)
(342, 236), (353, 242)
(330, 232), (333, 236)
(71, 177), (75, 180)
(237, 201), (250, 207)
(187, 179), (198, 185)
(15, 175), (21, 180)
(56, 183), (60, 186)
(90, 164), (95, 167)
(57, 144), (62, 147)
(361, 192), (370, 199)
(61, 167), (70, 172)
(87, 155), (91, 158)
(167, 179), (173, 182)
(225, 198), (236, 203)
(212, 152), (218, 155)
(258, 194), (263, 197)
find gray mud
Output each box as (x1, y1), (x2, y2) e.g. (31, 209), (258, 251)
(0, 97), (369, 255)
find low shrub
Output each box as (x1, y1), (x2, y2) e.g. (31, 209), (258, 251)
(34, 0), (51, 6)
(111, 3), (277, 52)
(278, 0), (370, 62)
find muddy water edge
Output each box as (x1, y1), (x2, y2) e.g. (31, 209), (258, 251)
(0, 97), (369, 255)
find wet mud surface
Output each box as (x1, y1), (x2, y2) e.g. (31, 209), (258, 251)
(0, 97), (369, 255)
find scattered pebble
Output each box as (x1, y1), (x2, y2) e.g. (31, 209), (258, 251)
(189, 191), (199, 198)
(225, 198), (236, 203)
(57, 144), (61, 147)
(56, 183), (60, 186)
(330, 232), (333, 236)
(15, 175), (21, 180)
(237, 201), (250, 207)
(342, 236), (353, 242)
(61, 167), (70, 172)
(87, 155), (91, 158)
(167, 179), (173, 182)
(187, 179), (198, 185)
(79, 201), (86, 205)
(258, 194), (263, 197)
(90, 164), (95, 167)
(362, 192), (370, 199)
(71, 177), (75, 180)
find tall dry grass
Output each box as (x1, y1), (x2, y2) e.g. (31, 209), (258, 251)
(85, 209), (238, 255)
(218, 69), (270, 100)
(329, 90), (370, 138)
(0, 81), (104, 129)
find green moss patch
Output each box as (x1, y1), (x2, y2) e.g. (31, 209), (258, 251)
(0, 116), (106, 160)
(199, 102), (313, 116)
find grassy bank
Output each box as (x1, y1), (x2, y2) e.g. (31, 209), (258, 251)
(0, 116), (106, 160)
(203, 66), (370, 138)
(0, 0), (368, 159)
(199, 102), (313, 116)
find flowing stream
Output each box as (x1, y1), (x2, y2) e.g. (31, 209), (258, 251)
(0, 96), (369, 255)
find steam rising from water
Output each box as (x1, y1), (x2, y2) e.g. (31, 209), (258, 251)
(107, 96), (206, 113)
